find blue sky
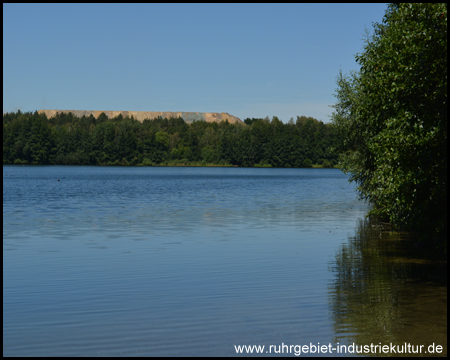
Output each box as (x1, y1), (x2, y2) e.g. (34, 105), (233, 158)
(3, 3), (387, 123)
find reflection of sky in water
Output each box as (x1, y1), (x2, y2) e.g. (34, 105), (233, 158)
(4, 166), (377, 356)
(4, 167), (365, 240)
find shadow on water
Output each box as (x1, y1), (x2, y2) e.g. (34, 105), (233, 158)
(328, 217), (447, 357)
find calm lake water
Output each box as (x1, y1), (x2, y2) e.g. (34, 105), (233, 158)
(3, 166), (447, 356)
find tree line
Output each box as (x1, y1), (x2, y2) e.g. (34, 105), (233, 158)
(3, 111), (338, 168)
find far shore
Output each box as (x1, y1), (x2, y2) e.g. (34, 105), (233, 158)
(4, 162), (337, 168)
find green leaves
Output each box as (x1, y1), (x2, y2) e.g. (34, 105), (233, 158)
(331, 3), (447, 252)
(4, 110), (339, 169)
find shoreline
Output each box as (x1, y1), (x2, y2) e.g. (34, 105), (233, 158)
(3, 163), (337, 168)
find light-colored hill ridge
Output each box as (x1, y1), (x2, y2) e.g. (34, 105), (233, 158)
(37, 110), (243, 124)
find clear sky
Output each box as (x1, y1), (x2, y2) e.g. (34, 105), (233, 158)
(3, 3), (388, 123)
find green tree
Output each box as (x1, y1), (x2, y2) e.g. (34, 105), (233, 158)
(331, 3), (447, 251)
(29, 116), (54, 164)
(303, 158), (312, 168)
(3, 111), (338, 169)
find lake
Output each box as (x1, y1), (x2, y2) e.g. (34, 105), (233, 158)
(3, 166), (447, 356)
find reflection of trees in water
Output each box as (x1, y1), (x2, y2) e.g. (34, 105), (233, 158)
(329, 218), (402, 343)
(329, 217), (447, 356)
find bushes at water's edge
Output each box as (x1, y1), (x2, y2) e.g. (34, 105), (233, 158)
(3, 111), (338, 168)
(331, 3), (447, 252)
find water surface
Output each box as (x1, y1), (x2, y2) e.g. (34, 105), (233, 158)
(3, 166), (446, 356)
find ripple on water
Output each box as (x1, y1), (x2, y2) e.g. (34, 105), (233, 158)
(4, 166), (445, 356)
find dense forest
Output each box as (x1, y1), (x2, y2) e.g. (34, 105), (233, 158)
(3, 111), (338, 168)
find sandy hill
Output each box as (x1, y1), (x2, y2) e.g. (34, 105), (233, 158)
(37, 110), (243, 124)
